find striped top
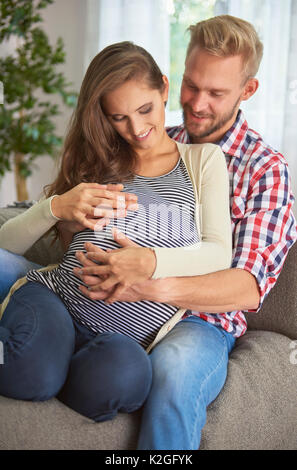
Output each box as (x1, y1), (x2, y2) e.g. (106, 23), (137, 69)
(27, 157), (199, 349)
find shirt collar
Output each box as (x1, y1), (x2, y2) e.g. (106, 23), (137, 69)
(175, 109), (249, 158)
(214, 109), (249, 158)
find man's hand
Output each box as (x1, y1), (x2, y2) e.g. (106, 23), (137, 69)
(74, 229), (157, 302)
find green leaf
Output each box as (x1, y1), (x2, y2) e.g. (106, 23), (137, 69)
(0, 0), (78, 181)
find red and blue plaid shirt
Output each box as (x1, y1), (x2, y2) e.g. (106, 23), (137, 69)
(167, 110), (297, 337)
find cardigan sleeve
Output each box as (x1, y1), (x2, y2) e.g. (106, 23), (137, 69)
(151, 145), (232, 278)
(0, 197), (60, 255)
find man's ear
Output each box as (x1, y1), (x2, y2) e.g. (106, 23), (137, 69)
(241, 78), (259, 101)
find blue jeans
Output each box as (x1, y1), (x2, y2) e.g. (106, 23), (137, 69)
(137, 315), (236, 450)
(0, 248), (42, 303)
(0, 251), (235, 448)
(0, 281), (152, 421)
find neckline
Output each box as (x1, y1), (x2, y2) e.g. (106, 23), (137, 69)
(133, 156), (182, 180)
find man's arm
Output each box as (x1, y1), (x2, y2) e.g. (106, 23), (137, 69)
(77, 255), (260, 312)
(128, 267), (260, 312)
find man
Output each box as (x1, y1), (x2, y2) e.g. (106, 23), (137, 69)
(82, 15), (297, 449)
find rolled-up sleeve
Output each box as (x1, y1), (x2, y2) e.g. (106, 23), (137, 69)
(231, 160), (297, 311)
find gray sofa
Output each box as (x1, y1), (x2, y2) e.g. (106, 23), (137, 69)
(0, 207), (296, 450)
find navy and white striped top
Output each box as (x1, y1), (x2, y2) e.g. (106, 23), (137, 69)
(27, 157), (199, 349)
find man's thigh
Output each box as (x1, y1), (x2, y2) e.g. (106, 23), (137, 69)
(149, 315), (235, 403)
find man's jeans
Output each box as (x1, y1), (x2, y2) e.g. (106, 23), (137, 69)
(0, 248), (42, 303)
(137, 315), (236, 450)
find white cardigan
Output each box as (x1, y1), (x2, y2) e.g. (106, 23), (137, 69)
(0, 142), (232, 352)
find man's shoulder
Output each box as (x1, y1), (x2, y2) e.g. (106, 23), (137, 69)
(243, 125), (289, 172)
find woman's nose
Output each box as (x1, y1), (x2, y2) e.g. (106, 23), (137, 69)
(128, 118), (144, 136)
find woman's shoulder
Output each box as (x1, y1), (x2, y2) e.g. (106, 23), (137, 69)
(175, 141), (224, 170)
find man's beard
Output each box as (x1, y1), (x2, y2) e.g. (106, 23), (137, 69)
(182, 96), (241, 141)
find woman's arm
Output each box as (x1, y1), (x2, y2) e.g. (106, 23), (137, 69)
(0, 197), (60, 255)
(152, 145), (232, 278)
(0, 183), (138, 256)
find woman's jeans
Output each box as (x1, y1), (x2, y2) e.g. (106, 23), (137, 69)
(0, 281), (152, 421)
(0, 248), (42, 303)
(0, 249), (236, 448)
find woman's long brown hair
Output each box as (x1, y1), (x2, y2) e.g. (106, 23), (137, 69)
(44, 41), (165, 198)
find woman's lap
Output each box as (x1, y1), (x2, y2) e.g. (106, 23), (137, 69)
(0, 281), (152, 420)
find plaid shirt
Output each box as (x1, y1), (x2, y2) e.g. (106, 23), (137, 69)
(167, 110), (297, 337)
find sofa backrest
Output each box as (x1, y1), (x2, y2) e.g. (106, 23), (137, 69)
(246, 241), (297, 339)
(0, 208), (64, 266)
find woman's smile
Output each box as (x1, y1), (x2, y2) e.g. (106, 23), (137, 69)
(134, 127), (153, 141)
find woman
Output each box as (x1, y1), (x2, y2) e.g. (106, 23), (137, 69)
(0, 42), (232, 424)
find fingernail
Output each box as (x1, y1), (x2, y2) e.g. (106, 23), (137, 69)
(127, 203), (138, 210)
(116, 196), (125, 208)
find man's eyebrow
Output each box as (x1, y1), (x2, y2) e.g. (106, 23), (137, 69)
(183, 76), (229, 93)
(109, 102), (153, 117)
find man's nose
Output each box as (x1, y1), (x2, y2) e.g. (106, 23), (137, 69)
(189, 91), (209, 113)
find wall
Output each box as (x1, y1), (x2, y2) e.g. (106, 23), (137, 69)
(0, 0), (87, 206)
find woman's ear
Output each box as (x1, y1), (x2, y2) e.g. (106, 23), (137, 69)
(162, 75), (169, 102)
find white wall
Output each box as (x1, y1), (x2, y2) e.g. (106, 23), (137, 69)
(0, 0), (87, 206)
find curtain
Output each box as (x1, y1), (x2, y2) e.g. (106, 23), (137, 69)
(85, 0), (170, 77)
(220, 0), (297, 217)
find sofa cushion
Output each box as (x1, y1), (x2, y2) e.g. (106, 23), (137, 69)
(0, 330), (296, 450)
(201, 330), (297, 450)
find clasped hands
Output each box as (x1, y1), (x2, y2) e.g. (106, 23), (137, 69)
(73, 227), (157, 304)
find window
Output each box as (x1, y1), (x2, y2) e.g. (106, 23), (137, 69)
(168, 0), (217, 111)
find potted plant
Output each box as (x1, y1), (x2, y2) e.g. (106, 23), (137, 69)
(0, 0), (77, 201)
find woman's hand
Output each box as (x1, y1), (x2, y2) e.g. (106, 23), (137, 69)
(73, 228), (157, 299)
(51, 182), (138, 232)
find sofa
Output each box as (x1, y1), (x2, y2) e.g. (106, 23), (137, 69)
(0, 206), (296, 450)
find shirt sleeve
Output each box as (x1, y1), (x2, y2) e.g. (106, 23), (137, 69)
(231, 159), (297, 312)
(152, 145), (233, 278)
(0, 197), (60, 255)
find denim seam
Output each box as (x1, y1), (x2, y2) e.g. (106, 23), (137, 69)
(4, 294), (39, 360)
(88, 400), (144, 421)
(190, 328), (228, 449)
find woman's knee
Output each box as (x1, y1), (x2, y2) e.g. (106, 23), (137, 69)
(0, 282), (75, 401)
(0, 249), (41, 302)
(58, 332), (152, 421)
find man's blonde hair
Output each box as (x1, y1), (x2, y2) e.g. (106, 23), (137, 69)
(187, 15), (263, 81)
